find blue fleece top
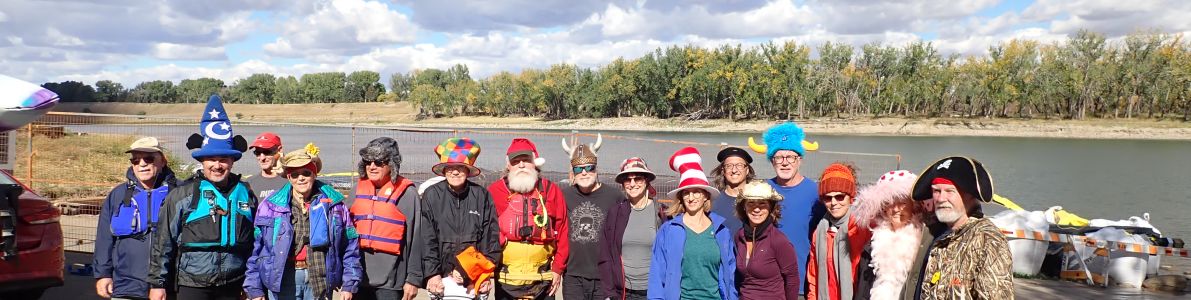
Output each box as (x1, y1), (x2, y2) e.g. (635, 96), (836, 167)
(647, 213), (738, 300)
(767, 177), (824, 295)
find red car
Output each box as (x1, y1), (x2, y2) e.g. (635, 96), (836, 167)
(0, 169), (64, 299)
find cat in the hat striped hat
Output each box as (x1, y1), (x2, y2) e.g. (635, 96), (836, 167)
(667, 147), (722, 216)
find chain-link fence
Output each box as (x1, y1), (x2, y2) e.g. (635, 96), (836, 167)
(12, 112), (900, 252)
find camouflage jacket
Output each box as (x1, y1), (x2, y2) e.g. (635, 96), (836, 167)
(920, 217), (1014, 300)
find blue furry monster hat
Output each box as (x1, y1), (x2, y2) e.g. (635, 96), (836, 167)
(186, 94), (248, 161)
(762, 122), (806, 159)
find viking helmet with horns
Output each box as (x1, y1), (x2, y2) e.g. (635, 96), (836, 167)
(562, 133), (602, 166)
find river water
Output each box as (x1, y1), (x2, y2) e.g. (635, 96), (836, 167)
(66, 124), (1191, 246)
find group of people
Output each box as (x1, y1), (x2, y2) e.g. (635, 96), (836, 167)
(92, 95), (1015, 300)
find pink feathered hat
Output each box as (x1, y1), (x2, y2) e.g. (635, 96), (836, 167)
(853, 170), (919, 228)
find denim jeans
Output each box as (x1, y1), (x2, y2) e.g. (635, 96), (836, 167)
(270, 268), (313, 300)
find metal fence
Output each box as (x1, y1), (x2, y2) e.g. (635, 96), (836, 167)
(12, 112), (901, 252)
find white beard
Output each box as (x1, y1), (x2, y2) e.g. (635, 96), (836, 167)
(935, 207), (963, 224)
(868, 223), (923, 300)
(508, 169), (539, 193)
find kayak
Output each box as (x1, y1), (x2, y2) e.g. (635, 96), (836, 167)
(0, 74), (59, 132)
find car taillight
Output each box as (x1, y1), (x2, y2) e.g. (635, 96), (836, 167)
(20, 200), (60, 224)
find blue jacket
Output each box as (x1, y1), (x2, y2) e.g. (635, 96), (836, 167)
(648, 212), (738, 300)
(148, 172), (257, 290)
(94, 167), (177, 298)
(243, 181), (362, 298)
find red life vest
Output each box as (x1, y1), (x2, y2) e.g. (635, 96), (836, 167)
(498, 179), (555, 244)
(349, 177), (413, 254)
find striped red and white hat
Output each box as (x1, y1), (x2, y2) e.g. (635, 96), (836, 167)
(667, 147), (721, 199)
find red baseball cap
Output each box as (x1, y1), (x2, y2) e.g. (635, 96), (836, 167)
(250, 132), (281, 150)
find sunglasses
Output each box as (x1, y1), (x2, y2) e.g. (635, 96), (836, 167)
(129, 155), (157, 165)
(253, 148), (278, 156)
(622, 175), (650, 184)
(820, 194), (849, 202)
(287, 169), (314, 178)
(572, 165), (596, 174)
(364, 160), (389, 167)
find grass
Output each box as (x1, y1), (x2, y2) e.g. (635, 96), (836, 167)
(13, 130), (188, 200)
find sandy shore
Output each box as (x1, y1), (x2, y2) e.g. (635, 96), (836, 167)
(54, 103), (1191, 140)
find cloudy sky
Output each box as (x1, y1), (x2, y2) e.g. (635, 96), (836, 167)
(2, 0), (1189, 87)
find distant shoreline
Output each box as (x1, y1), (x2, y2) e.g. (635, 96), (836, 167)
(53, 102), (1191, 140)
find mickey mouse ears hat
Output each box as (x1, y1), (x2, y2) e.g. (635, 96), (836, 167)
(911, 156), (994, 202)
(186, 94), (247, 161)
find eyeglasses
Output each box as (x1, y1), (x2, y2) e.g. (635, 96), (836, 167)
(820, 194), (849, 202)
(364, 160), (389, 167)
(772, 155), (802, 164)
(723, 163), (748, 171)
(572, 165), (596, 174)
(129, 155), (157, 165)
(253, 148), (277, 156)
(287, 169), (314, 178)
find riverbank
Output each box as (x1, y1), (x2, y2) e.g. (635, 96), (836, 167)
(54, 102), (1191, 140)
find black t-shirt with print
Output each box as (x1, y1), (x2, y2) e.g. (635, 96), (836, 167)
(562, 183), (622, 279)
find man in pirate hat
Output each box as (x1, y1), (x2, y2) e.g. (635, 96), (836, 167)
(911, 156), (1013, 300)
(559, 134), (618, 300)
(747, 121), (823, 296)
(149, 95), (258, 300)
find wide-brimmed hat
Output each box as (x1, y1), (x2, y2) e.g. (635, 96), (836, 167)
(281, 143), (322, 174)
(853, 170), (918, 228)
(615, 157), (656, 183)
(666, 147), (720, 199)
(735, 179), (783, 204)
(912, 156), (994, 202)
(433, 138), (482, 177)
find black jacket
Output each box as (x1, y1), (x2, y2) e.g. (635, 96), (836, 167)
(412, 180), (502, 285)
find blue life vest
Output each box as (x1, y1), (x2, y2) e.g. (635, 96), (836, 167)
(180, 180), (254, 249)
(264, 183), (338, 249)
(110, 182), (171, 237)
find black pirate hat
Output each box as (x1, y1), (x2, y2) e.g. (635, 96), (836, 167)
(911, 156), (994, 202)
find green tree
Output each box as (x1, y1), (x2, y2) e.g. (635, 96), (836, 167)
(231, 74), (277, 104)
(177, 78), (225, 103)
(299, 72), (346, 103)
(345, 70), (385, 102)
(94, 80), (125, 102)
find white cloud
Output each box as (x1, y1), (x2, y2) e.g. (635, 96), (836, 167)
(151, 43), (227, 60)
(264, 0), (417, 58)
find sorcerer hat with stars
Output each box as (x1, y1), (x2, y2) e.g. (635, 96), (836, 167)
(185, 94), (248, 161)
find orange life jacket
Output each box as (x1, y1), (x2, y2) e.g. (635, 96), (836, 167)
(498, 180), (555, 244)
(349, 177), (413, 254)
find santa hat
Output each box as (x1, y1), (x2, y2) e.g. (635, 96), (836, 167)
(186, 94), (247, 161)
(666, 147), (721, 199)
(853, 170), (918, 228)
(506, 138), (545, 166)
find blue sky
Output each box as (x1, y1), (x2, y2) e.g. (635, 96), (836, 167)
(1, 0), (1187, 88)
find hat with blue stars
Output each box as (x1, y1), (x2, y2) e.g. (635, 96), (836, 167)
(186, 94), (247, 161)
